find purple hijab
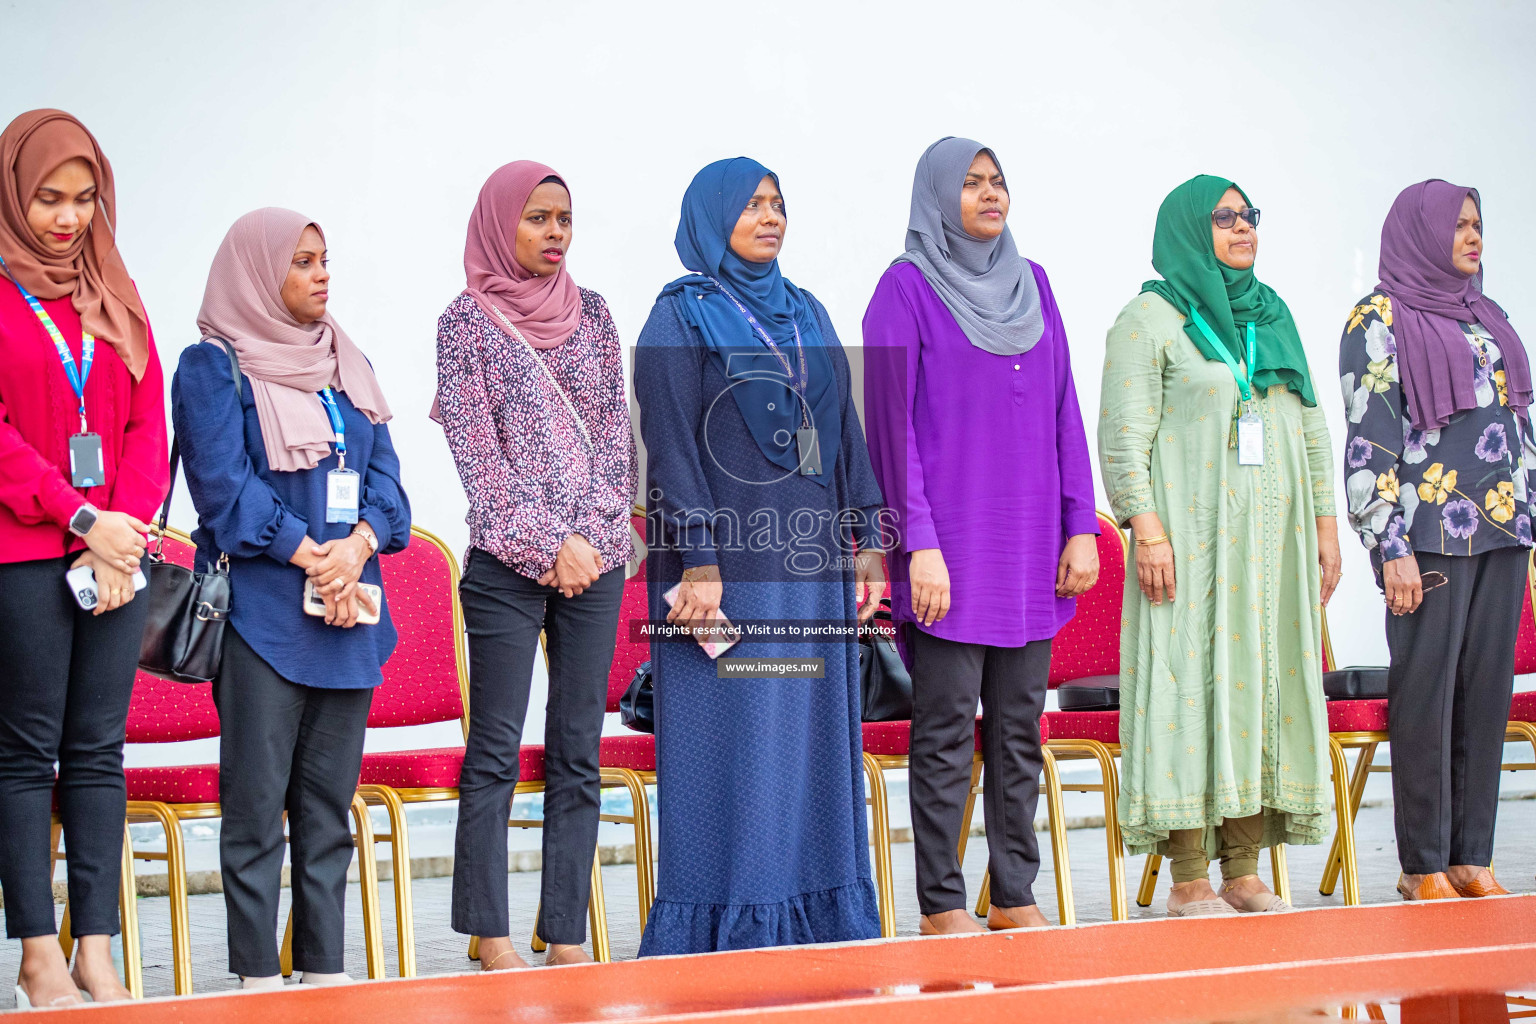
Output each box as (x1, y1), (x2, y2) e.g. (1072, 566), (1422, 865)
(1377, 179), (1530, 431)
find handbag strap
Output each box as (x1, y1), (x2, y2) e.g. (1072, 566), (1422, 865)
(486, 305), (594, 452)
(153, 338), (240, 558)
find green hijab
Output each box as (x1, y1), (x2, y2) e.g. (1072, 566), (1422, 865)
(1141, 175), (1315, 407)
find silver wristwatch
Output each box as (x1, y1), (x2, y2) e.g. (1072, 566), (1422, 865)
(68, 504), (99, 538)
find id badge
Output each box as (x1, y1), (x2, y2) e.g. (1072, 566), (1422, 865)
(326, 468), (360, 523)
(796, 427), (821, 477)
(68, 433), (104, 488)
(1237, 411), (1264, 466)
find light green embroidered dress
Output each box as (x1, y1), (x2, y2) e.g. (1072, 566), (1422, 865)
(1098, 292), (1336, 857)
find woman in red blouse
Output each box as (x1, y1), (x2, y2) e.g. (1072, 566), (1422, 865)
(0, 110), (166, 1008)
(435, 161), (636, 969)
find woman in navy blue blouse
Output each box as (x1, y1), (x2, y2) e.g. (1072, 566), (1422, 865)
(172, 208), (409, 987)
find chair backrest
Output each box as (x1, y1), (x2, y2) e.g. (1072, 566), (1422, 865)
(127, 528), (221, 744)
(1046, 511), (1128, 686)
(606, 508), (650, 713)
(370, 526), (470, 735)
(1515, 549), (1536, 675)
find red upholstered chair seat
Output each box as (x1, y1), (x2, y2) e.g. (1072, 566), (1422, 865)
(1508, 690), (1535, 722)
(1043, 709), (1120, 745)
(359, 745), (546, 789)
(600, 733), (656, 772)
(862, 716), (1030, 757)
(1327, 698), (1388, 733)
(126, 763), (220, 804)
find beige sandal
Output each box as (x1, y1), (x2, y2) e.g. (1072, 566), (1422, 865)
(1167, 897), (1239, 917)
(1221, 882), (1293, 913)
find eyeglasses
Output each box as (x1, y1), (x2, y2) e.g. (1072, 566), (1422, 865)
(1420, 570), (1449, 592)
(1210, 207), (1261, 230)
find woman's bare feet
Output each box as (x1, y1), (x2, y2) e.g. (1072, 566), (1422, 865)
(476, 936), (529, 971)
(545, 944), (593, 966)
(17, 937), (84, 1009)
(919, 909), (986, 935)
(70, 935), (132, 1003)
(987, 904), (1050, 929)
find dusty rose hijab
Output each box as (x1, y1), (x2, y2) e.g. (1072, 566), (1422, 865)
(0, 109), (149, 380)
(463, 160), (581, 347)
(1377, 179), (1530, 430)
(197, 208), (391, 472)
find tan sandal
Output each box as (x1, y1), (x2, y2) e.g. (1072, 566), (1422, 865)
(1167, 897), (1238, 917)
(1220, 881), (1293, 913)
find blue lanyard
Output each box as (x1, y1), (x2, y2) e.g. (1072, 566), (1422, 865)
(0, 254), (94, 432)
(707, 277), (811, 428)
(318, 387), (347, 466)
(1189, 309), (1257, 405)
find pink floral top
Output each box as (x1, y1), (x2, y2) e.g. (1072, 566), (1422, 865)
(435, 289), (637, 579)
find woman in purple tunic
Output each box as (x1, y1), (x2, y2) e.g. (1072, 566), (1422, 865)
(862, 137), (1100, 933)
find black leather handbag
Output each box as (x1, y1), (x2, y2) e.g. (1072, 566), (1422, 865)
(859, 601), (913, 722)
(620, 660), (654, 733)
(137, 339), (237, 683)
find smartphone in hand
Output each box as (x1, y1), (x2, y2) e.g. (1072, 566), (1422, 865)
(663, 582), (741, 659)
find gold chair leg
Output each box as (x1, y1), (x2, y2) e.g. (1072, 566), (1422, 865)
(974, 872), (992, 917)
(52, 824), (76, 962)
(349, 793), (385, 980)
(118, 822), (143, 998)
(1320, 741), (1376, 896)
(1136, 854), (1162, 907)
(280, 910), (295, 977)
(127, 801), (193, 994)
(1087, 741), (1128, 921)
(1269, 844), (1290, 905)
(603, 768), (654, 930)
(862, 753), (896, 938)
(1327, 738), (1361, 906)
(467, 935), (480, 962)
(588, 849), (610, 963)
(57, 904), (74, 963)
(1042, 747), (1075, 926)
(358, 785), (414, 978)
(955, 756), (982, 865)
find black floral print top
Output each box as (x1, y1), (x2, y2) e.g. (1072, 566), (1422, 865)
(1339, 291), (1534, 568)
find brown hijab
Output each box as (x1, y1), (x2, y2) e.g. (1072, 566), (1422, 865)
(0, 109), (149, 380)
(198, 208), (391, 473)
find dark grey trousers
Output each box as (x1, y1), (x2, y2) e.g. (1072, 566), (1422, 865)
(0, 555), (144, 939)
(214, 628), (372, 977)
(908, 628), (1050, 914)
(451, 550), (622, 945)
(1385, 546), (1524, 874)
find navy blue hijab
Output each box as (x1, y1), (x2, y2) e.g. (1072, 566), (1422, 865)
(660, 157), (839, 486)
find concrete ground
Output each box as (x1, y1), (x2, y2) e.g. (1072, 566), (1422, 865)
(2, 793), (1532, 1004)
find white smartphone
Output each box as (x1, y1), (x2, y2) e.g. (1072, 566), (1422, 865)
(303, 578), (382, 625)
(65, 564), (147, 611)
(662, 582), (741, 659)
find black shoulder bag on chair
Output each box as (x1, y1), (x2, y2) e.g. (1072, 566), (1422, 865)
(859, 599), (913, 722)
(138, 339), (238, 683)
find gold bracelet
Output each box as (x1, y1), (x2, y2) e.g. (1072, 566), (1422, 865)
(680, 566), (713, 583)
(1136, 533), (1169, 546)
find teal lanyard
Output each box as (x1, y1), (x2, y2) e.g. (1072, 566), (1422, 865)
(318, 387), (347, 467)
(1189, 309), (1257, 406)
(0, 254), (94, 432)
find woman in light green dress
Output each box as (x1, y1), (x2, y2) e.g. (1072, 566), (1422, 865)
(1097, 175), (1342, 916)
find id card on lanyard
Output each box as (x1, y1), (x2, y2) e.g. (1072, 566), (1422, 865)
(0, 255), (103, 487)
(1189, 310), (1263, 466)
(706, 278), (820, 476)
(318, 387), (359, 523)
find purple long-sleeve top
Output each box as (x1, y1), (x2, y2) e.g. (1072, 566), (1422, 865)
(861, 260), (1099, 649)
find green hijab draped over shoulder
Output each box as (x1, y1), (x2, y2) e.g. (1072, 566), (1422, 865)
(1141, 174), (1315, 407)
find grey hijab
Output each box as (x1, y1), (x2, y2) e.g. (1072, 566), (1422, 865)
(895, 137), (1044, 355)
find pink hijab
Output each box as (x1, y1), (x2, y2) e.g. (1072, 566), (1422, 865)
(197, 208), (392, 473)
(463, 160), (582, 347)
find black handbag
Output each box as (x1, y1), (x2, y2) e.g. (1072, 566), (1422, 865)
(137, 339), (238, 683)
(859, 601), (913, 722)
(620, 660), (654, 733)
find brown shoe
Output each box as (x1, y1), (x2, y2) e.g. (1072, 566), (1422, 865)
(1397, 872), (1459, 900)
(1449, 869), (1509, 898)
(986, 906), (1050, 930)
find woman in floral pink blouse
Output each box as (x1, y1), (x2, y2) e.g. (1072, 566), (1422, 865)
(434, 160), (636, 968)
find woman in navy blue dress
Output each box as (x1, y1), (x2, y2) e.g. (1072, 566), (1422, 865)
(634, 158), (885, 954)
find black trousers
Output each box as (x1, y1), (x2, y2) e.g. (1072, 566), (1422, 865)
(214, 628), (372, 977)
(1385, 546), (1524, 875)
(451, 550), (623, 945)
(908, 628), (1050, 914)
(0, 555), (145, 940)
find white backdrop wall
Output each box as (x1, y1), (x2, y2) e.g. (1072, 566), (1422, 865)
(7, 0), (1534, 766)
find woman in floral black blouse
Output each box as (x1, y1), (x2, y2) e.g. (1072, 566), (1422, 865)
(1340, 179), (1531, 901)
